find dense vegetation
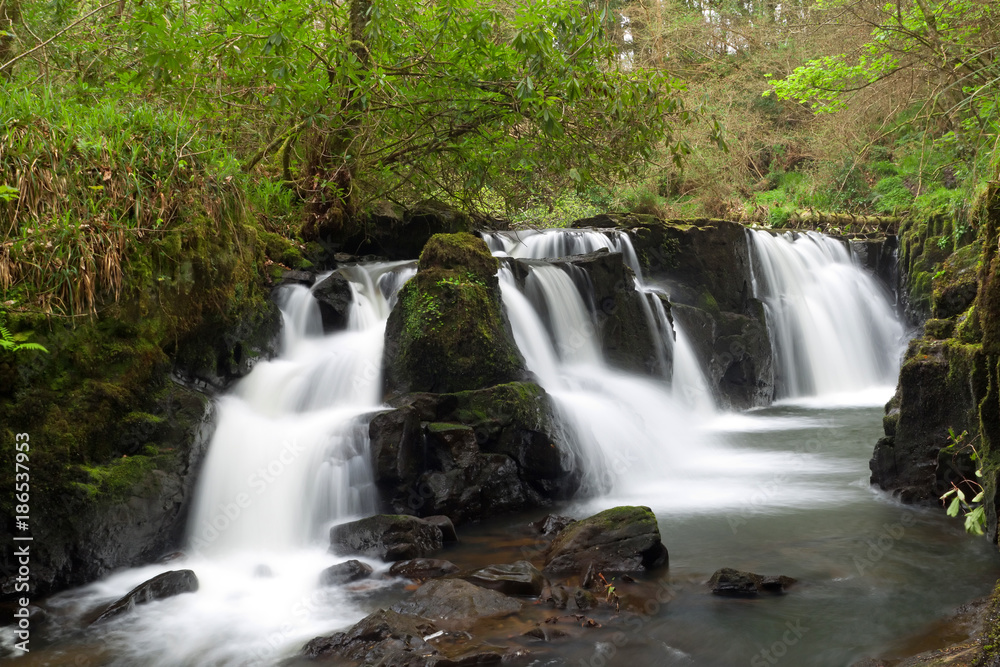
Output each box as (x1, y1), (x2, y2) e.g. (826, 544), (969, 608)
(0, 0), (998, 589)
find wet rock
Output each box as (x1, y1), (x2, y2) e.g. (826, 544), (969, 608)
(389, 559), (460, 580)
(522, 624), (570, 641)
(464, 561), (546, 597)
(870, 338), (985, 502)
(370, 384), (575, 524)
(549, 250), (669, 378)
(574, 588), (598, 611)
(382, 233), (526, 397)
(393, 579), (523, 621)
(92, 570), (199, 624)
(531, 514), (577, 537)
(279, 269), (316, 286)
(330, 515), (443, 561)
(320, 560), (374, 586)
(543, 506), (668, 576)
(424, 516), (459, 544)
(708, 568), (796, 597)
(312, 272), (354, 333)
(302, 609), (438, 663)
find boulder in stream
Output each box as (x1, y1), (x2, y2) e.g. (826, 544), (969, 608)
(708, 568), (796, 596)
(330, 515), (443, 561)
(543, 506), (668, 577)
(92, 570), (199, 624)
(319, 560), (374, 586)
(389, 559), (460, 580)
(392, 578), (523, 621)
(312, 272), (354, 332)
(463, 561), (546, 597)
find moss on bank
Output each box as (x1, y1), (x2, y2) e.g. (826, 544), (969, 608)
(0, 91), (292, 595)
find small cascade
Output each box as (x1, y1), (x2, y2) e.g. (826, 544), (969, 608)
(747, 229), (905, 400)
(489, 230), (720, 496)
(485, 228), (706, 404)
(188, 262), (415, 554)
(672, 321), (716, 413)
(523, 263), (602, 365)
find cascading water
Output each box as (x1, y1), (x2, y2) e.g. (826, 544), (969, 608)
(485, 228), (711, 407)
(748, 229), (905, 402)
(485, 230), (836, 506)
(44, 262), (415, 667)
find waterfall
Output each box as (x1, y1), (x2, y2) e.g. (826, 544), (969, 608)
(486, 230), (720, 495)
(747, 229), (905, 400)
(484, 229), (712, 409)
(187, 262), (415, 555)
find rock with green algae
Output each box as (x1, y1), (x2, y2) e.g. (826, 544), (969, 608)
(543, 506), (668, 577)
(870, 337), (986, 502)
(382, 232), (526, 396)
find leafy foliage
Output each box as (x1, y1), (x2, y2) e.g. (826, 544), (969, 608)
(0, 320), (47, 353)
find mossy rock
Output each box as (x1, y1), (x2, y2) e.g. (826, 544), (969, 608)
(382, 233), (525, 395)
(543, 505), (668, 576)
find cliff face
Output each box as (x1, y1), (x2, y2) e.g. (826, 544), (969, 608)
(870, 179), (1000, 545)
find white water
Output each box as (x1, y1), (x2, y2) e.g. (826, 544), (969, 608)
(484, 229), (712, 406)
(489, 231), (851, 509)
(44, 262), (415, 666)
(748, 229), (905, 401)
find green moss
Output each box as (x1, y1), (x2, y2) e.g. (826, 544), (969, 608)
(74, 453), (166, 502)
(386, 232), (525, 395)
(451, 382), (547, 428)
(418, 232), (498, 276)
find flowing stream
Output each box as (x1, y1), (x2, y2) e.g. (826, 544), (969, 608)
(6, 229), (999, 667)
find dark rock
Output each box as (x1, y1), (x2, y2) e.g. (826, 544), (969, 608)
(370, 383), (576, 524)
(279, 269), (316, 286)
(382, 233), (526, 397)
(389, 559), (460, 580)
(708, 568), (796, 597)
(548, 585), (570, 609)
(424, 516), (458, 544)
(369, 406), (424, 487)
(393, 579), (522, 621)
(574, 588), (598, 611)
(312, 272), (354, 333)
(543, 506), (668, 576)
(870, 338), (985, 502)
(92, 570), (198, 624)
(671, 301), (774, 410)
(330, 515), (443, 561)
(302, 609), (438, 663)
(464, 561), (546, 597)
(320, 560), (374, 586)
(522, 624), (570, 641)
(531, 514), (577, 536)
(759, 575), (798, 592)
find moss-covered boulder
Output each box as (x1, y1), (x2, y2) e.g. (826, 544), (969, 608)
(870, 338), (986, 502)
(382, 232), (526, 396)
(543, 506), (668, 577)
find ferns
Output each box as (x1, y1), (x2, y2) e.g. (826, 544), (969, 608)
(0, 322), (48, 354)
